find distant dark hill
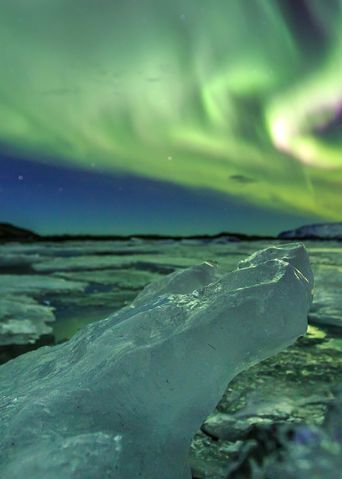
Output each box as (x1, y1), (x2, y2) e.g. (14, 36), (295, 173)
(0, 223), (41, 242)
(279, 223), (342, 240)
(43, 231), (274, 242)
(0, 223), (275, 243)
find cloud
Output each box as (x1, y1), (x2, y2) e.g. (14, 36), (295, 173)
(229, 174), (258, 184)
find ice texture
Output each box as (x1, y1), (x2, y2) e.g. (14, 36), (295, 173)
(0, 275), (85, 352)
(0, 274), (86, 295)
(0, 244), (312, 479)
(0, 296), (54, 346)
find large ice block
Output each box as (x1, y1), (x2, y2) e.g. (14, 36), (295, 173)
(0, 244), (313, 478)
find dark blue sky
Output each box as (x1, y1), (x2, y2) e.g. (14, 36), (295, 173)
(0, 152), (318, 236)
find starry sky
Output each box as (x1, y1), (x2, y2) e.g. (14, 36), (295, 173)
(0, 0), (341, 236)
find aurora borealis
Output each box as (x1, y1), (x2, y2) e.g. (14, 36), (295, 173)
(0, 0), (342, 235)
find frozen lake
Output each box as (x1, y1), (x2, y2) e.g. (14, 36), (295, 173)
(0, 238), (341, 477)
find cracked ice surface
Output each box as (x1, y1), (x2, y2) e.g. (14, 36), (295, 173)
(0, 244), (312, 479)
(0, 275), (86, 295)
(0, 296), (55, 346)
(0, 277), (86, 349)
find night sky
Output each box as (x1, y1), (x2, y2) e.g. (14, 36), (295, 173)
(0, 0), (341, 236)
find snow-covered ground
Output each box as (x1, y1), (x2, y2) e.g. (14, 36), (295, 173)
(279, 222), (342, 239)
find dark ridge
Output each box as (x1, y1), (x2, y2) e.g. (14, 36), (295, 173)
(41, 231), (276, 243)
(0, 223), (40, 241)
(0, 222), (275, 243)
(3, 221), (342, 243)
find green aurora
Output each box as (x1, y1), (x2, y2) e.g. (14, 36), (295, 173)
(1, 0), (342, 221)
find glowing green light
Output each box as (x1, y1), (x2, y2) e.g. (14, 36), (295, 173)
(0, 0), (342, 220)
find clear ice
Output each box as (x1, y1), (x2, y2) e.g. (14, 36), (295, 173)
(0, 243), (313, 478)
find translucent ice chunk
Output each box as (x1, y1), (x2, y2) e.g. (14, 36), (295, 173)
(0, 244), (312, 479)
